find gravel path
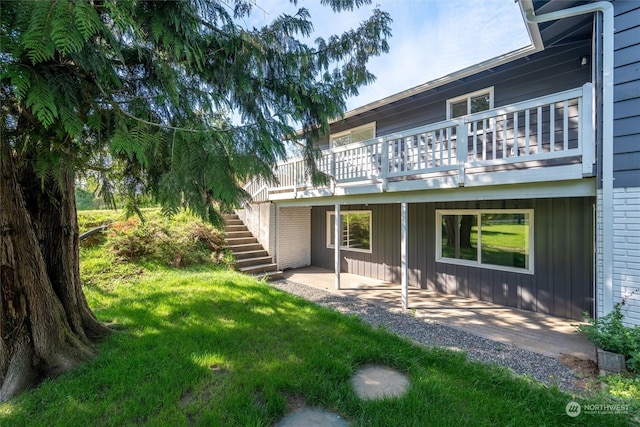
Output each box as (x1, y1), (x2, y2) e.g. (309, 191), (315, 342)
(270, 279), (585, 395)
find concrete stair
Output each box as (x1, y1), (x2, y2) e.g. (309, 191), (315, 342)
(223, 214), (283, 280)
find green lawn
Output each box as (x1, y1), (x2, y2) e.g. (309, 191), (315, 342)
(0, 215), (635, 426)
(442, 223), (529, 269)
(481, 223), (528, 248)
(480, 223), (528, 269)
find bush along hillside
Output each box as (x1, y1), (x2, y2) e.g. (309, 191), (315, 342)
(80, 209), (233, 269)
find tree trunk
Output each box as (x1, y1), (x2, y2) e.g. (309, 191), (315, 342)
(19, 157), (111, 342)
(444, 215), (455, 247)
(459, 215), (474, 248)
(0, 145), (109, 402)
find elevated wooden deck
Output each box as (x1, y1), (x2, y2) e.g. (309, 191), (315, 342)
(246, 84), (594, 202)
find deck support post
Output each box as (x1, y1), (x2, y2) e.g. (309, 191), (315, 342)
(401, 202), (408, 309)
(334, 204), (341, 290)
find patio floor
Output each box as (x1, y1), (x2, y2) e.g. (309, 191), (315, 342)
(283, 266), (596, 362)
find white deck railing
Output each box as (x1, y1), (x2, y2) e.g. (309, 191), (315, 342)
(244, 176), (268, 202)
(249, 83), (594, 202)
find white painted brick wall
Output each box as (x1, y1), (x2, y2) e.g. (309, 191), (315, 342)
(596, 190), (604, 317)
(235, 203), (276, 256)
(268, 204), (277, 257)
(277, 207), (311, 270)
(613, 187), (640, 327)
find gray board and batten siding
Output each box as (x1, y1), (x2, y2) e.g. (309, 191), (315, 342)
(311, 198), (594, 320)
(318, 40), (593, 150)
(613, 2), (640, 188)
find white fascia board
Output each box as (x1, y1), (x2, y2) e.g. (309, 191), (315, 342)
(464, 164), (585, 187)
(518, 0), (545, 51)
(332, 183), (384, 196)
(385, 177), (460, 193)
(273, 179), (596, 207)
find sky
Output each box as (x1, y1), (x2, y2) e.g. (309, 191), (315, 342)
(243, 0), (532, 111)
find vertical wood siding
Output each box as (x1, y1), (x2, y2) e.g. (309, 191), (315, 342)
(613, 2), (640, 187)
(311, 204), (401, 283)
(310, 198), (594, 319)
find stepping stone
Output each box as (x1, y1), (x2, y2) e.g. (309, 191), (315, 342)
(275, 407), (349, 427)
(351, 365), (409, 400)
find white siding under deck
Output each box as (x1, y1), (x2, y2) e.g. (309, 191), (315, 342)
(235, 203), (276, 257)
(613, 187), (640, 326)
(276, 207), (311, 270)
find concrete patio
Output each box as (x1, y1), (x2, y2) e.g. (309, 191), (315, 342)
(283, 266), (596, 362)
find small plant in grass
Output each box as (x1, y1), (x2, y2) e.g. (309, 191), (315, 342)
(604, 373), (640, 401)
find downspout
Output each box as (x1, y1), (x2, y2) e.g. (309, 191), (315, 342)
(524, 1), (614, 316)
(401, 202), (408, 309)
(335, 204), (341, 290)
(274, 203), (279, 267)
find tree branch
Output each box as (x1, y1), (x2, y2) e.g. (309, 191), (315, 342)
(93, 78), (233, 134)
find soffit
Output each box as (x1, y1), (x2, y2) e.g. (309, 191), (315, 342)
(533, 0), (594, 47)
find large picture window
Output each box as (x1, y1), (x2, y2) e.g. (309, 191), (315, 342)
(327, 211), (372, 253)
(436, 209), (533, 273)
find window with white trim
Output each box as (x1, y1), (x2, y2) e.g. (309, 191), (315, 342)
(446, 87), (494, 119)
(330, 122), (376, 147)
(436, 209), (533, 273)
(327, 210), (372, 253)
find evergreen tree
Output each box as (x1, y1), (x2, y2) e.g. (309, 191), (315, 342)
(0, 0), (391, 400)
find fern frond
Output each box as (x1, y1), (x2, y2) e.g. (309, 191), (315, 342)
(4, 65), (32, 101)
(150, 15), (165, 44)
(129, 122), (152, 167)
(109, 121), (158, 168)
(33, 150), (60, 188)
(50, 0), (84, 55)
(59, 106), (83, 138)
(72, 0), (102, 41)
(109, 125), (132, 158)
(26, 77), (58, 128)
(23, 2), (56, 63)
(161, 203), (180, 218)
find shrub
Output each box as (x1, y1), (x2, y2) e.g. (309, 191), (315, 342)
(105, 212), (228, 268)
(106, 217), (151, 259)
(576, 304), (640, 373)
